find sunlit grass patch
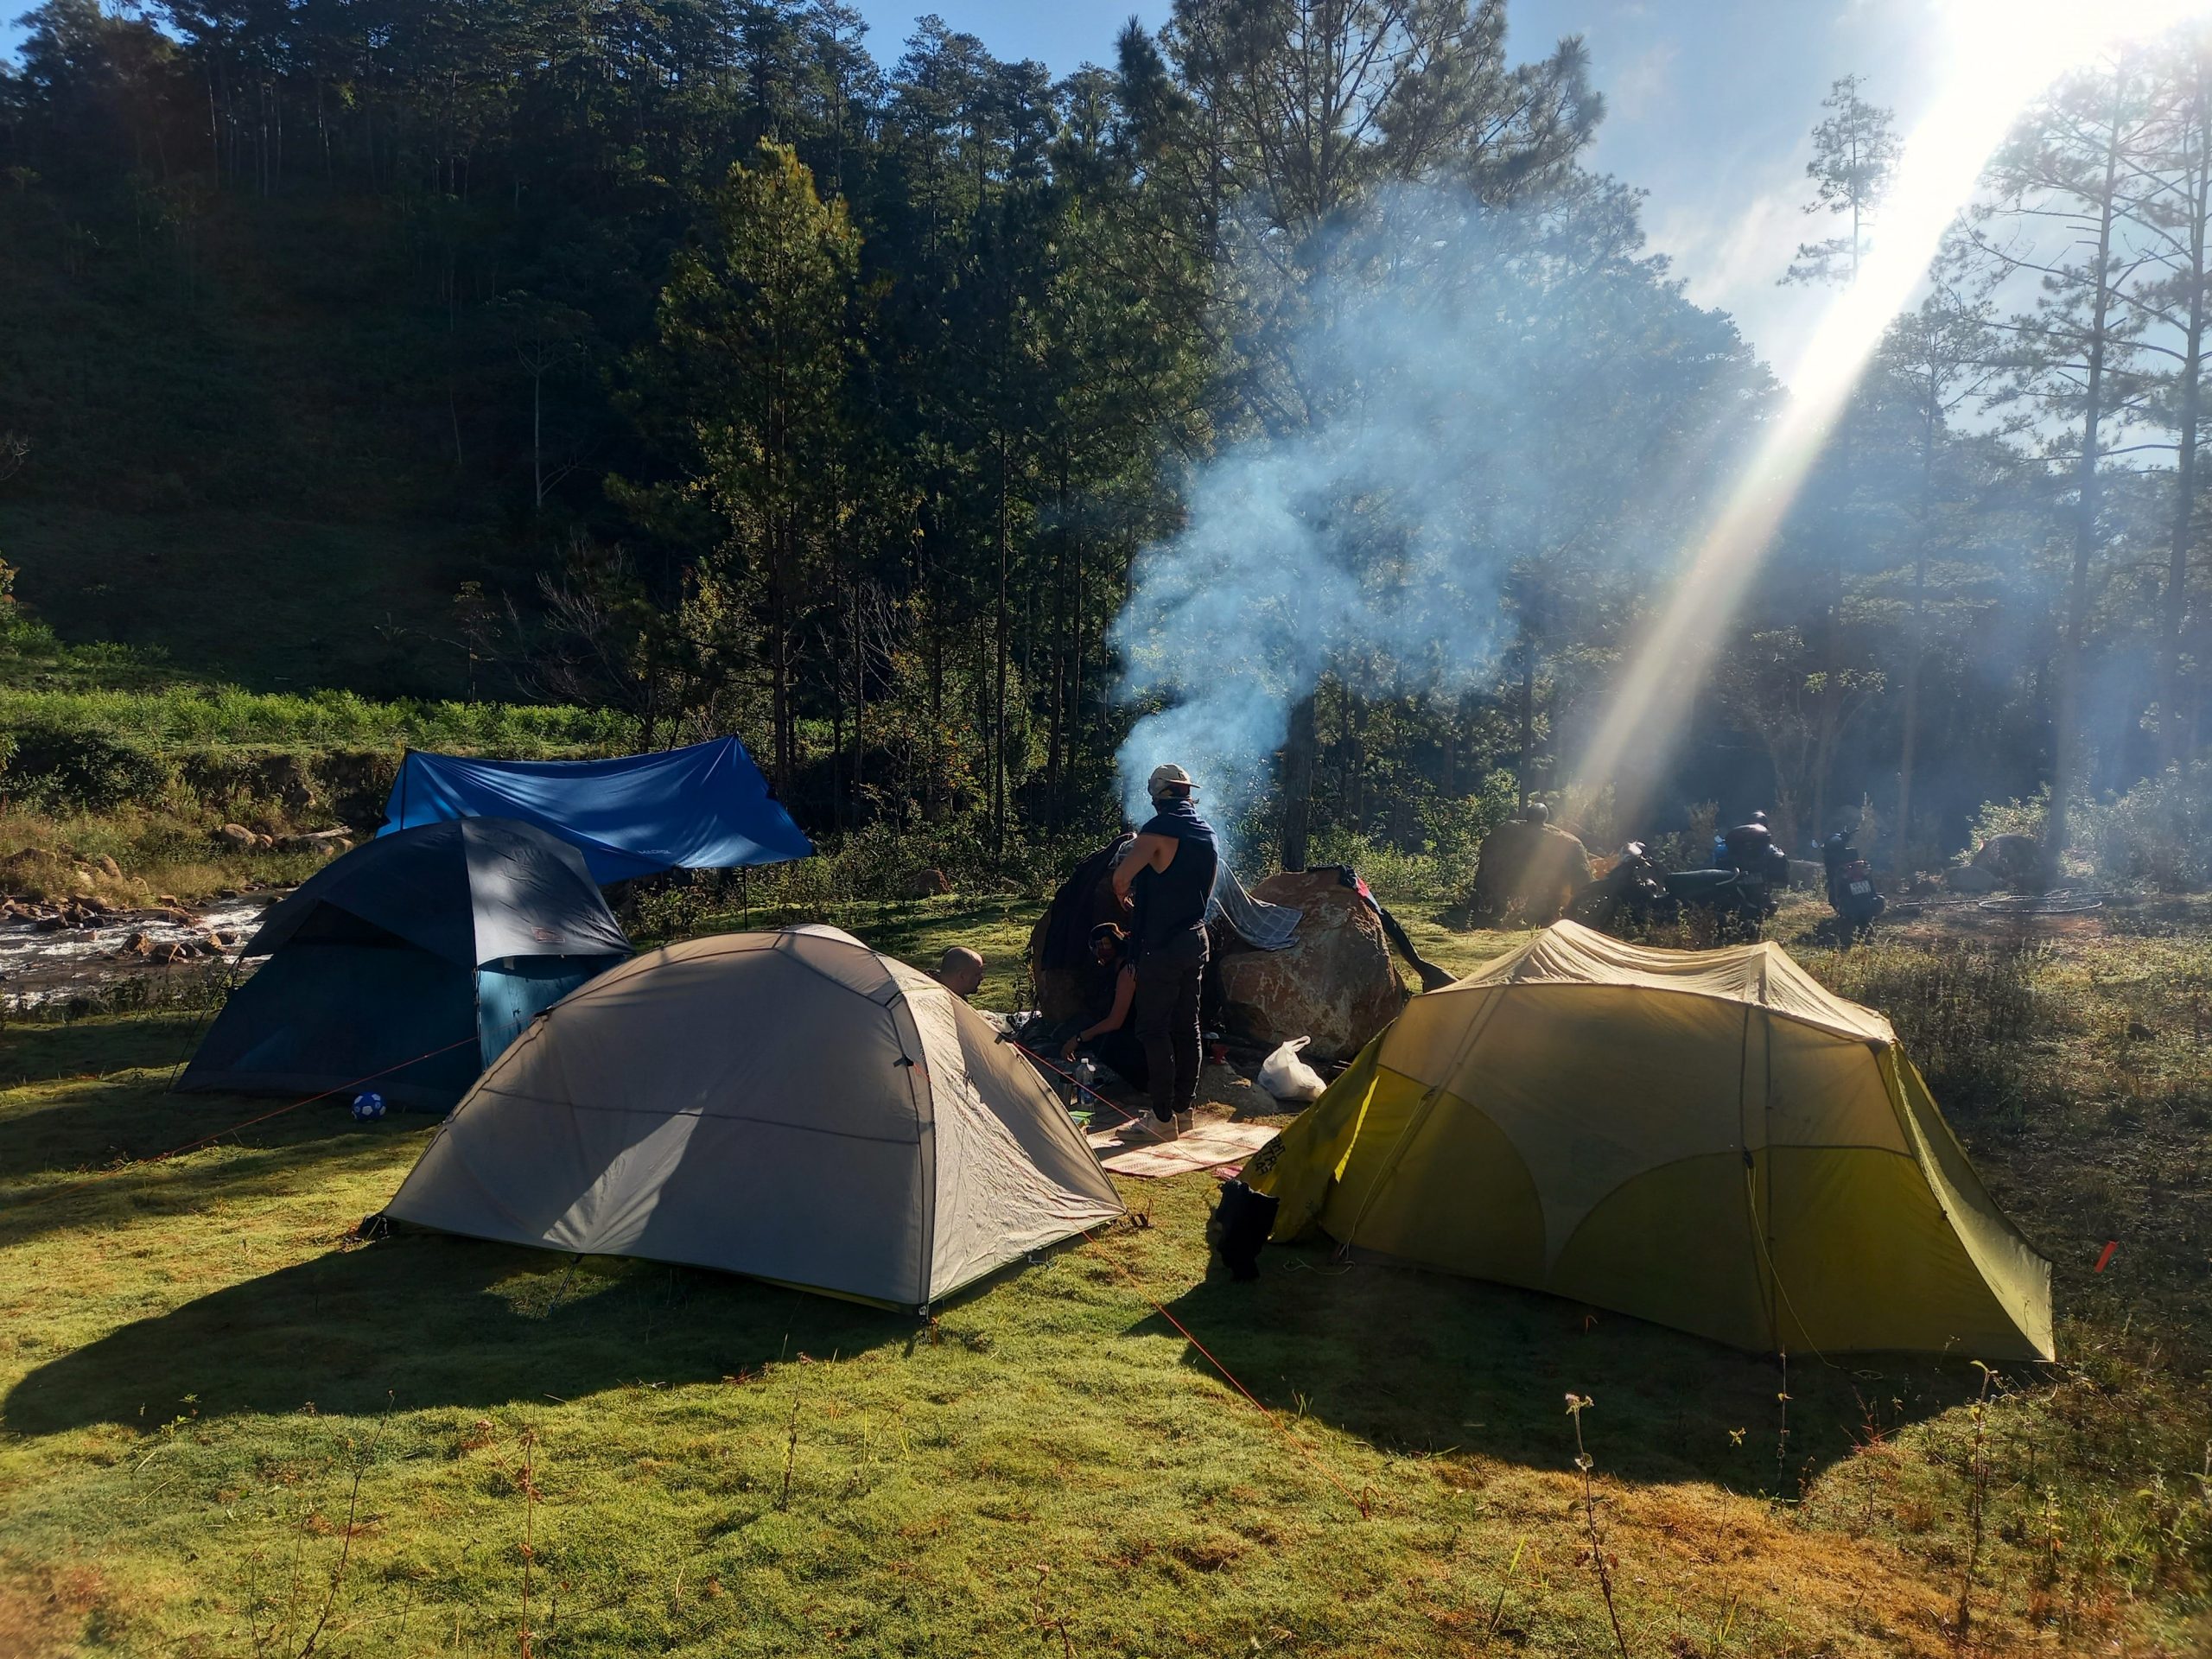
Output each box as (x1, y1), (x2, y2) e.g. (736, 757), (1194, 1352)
(0, 906), (2206, 1655)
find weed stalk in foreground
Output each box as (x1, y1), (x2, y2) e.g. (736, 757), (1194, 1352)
(779, 1394), (799, 1511)
(1954, 1362), (1994, 1641)
(1567, 1394), (1631, 1659)
(296, 1390), (391, 1659)
(518, 1428), (542, 1659)
(1485, 1535), (1529, 1637)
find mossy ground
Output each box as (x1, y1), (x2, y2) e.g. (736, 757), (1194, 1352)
(0, 898), (2206, 1656)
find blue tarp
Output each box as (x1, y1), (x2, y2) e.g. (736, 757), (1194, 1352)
(381, 739), (812, 883)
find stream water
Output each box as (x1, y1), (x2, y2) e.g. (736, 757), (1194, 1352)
(0, 893), (280, 1011)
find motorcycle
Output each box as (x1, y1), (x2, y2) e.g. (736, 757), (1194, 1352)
(1663, 835), (1790, 941)
(1821, 833), (1885, 938)
(1661, 864), (1780, 941)
(1571, 839), (1784, 941)
(1568, 842), (1675, 933)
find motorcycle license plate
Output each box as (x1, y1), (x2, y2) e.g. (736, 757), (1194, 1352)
(1848, 880), (1873, 897)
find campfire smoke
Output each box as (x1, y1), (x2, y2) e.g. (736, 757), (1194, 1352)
(1108, 185), (1760, 853)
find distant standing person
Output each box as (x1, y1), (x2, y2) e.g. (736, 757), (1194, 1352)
(1111, 764), (1219, 1140)
(931, 946), (984, 1000)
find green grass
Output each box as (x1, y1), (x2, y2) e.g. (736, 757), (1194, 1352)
(0, 683), (626, 753)
(0, 904), (2208, 1655)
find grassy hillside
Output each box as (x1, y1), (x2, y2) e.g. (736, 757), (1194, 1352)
(0, 187), (612, 704)
(0, 898), (2205, 1656)
(0, 503), (525, 700)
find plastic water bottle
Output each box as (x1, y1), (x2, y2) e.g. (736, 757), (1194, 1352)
(1073, 1056), (1097, 1096)
(351, 1091), (387, 1122)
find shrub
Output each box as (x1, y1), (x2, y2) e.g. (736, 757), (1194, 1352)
(1969, 767), (2212, 890)
(2085, 762), (2212, 891)
(1808, 938), (2048, 1114)
(1, 721), (174, 811)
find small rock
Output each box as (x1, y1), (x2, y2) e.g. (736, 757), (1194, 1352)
(120, 931), (154, 957)
(1945, 864), (1999, 894)
(95, 855), (121, 880)
(33, 914), (67, 933)
(253, 834), (276, 851)
(2126, 1020), (2155, 1040)
(216, 823), (256, 850)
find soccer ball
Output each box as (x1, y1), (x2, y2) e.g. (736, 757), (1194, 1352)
(351, 1092), (387, 1122)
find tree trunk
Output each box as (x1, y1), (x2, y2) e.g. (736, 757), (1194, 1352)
(1281, 692), (1317, 871)
(1897, 375), (1938, 869)
(1897, 548), (1927, 870)
(1516, 642), (1536, 809)
(2163, 84), (2210, 771)
(993, 431), (1011, 856)
(531, 364), (544, 511)
(2050, 90), (2127, 888)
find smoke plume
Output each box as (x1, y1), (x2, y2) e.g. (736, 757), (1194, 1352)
(1109, 185), (1762, 852)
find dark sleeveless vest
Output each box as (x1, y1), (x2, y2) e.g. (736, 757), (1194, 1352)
(1130, 799), (1218, 954)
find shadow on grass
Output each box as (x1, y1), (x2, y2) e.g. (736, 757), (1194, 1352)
(0, 1014), (209, 1090)
(1149, 1243), (1997, 1491)
(0, 1091), (412, 1237)
(5, 1234), (913, 1434)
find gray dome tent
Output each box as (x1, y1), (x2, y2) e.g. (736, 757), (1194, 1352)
(378, 926), (1126, 1309)
(177, 817), (631, 1111)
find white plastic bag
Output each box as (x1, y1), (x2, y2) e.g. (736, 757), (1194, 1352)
(1256, 1035), (1326, 1103)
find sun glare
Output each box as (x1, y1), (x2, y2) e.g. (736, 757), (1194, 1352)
(1567, 0), (2212, 832)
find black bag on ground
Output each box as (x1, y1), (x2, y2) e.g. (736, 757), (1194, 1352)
(1212, 1179), (1279, 1281)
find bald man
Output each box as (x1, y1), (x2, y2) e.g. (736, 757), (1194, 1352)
(931, 946), (984, 1000)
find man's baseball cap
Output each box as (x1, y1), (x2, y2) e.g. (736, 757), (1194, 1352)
(1147, 763), (1198, 798)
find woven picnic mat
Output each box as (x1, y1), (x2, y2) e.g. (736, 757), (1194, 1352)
(1086, 1118), (1279, 1178)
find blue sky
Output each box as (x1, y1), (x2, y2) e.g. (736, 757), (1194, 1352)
(830, 0), (1947, 374)
(2, 1), (1946, 375)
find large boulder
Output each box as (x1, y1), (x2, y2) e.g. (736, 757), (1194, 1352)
(1972, 834), (2043, 887)
(1214, 871), (1403, 1063)
(1945, 862), (1999, 894)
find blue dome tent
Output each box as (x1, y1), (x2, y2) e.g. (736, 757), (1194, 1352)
(177, 818), (632, 1112)
(379, 738), (812, 883)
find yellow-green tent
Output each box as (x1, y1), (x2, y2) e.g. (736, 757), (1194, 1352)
(1248, 920), (2053, 1360)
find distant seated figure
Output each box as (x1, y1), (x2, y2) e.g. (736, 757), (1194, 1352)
(931, 946), (984, 999)
(1468, 801), (1592, 925)
(1718, 810), (1789, 887)
(1718, 810), (1773, 872)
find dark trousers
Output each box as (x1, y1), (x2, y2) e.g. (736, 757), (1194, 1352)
(1133, 925), (1207, 1121)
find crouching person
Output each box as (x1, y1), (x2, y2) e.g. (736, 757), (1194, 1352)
(1060, 923), (1148, 1090)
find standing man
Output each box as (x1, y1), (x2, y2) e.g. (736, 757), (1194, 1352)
(1111, 764), (1218, 1141)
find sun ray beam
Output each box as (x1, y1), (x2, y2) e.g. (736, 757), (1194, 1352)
(1568, 0), (2212, 836)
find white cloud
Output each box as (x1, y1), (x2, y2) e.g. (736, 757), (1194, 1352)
(1607, 39), (1677, 123)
